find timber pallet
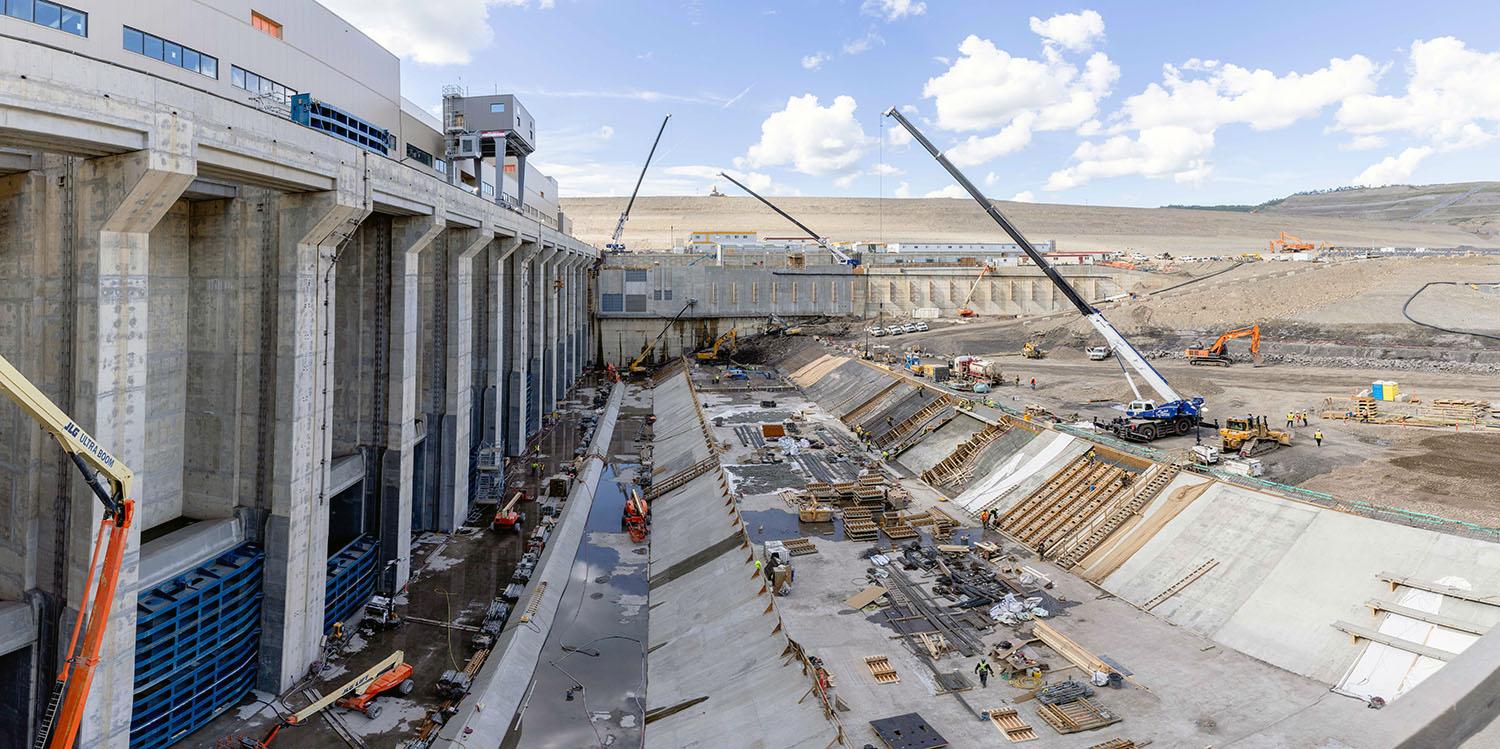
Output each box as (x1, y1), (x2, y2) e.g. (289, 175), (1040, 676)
(781, 538), (819, 556)
(1086, 740), (1137, 749)
(884, 523), (919, 540)
(859, 472), (888, 487)
(1055, 463), (1181, 568)
(1036, 697), (1120, 734)
(843, 507), (875, 520)
(864, 655), (900, 684)
(845, 520), (880, 541)
(988, 707), (1039, 743)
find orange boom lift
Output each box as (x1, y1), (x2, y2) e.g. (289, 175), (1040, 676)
(0, 353), (134, 749)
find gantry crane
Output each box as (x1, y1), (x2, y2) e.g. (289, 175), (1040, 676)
(957, 265), (991, 317)
(717, 172), (859, 265)
(0, 353), (134, 749)
(885, 107), (1205, 442)
(1186, 324), (1262, 367)
(607, 115), (671, 252)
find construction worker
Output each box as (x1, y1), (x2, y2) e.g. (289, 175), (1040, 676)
(1314, 429), (1324, 447)
(974, 658), (994, 688)
(754, 559), (763, 573)
(1030, 377), (1036, 390)
(980, 509), (990, 527)
(1286, 412), (1295, 429)
(330, 621), (345, 648)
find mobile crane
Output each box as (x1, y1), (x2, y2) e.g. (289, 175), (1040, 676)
(717, 172), (860, 265)
(627, 297), (698, 373)
(884, 107), (1204, 442)
(606, 114), (671, 252)
(1186, 324), (1262, 367)
(0, 353), (134, 749)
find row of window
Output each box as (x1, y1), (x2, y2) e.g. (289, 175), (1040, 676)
(3, 0), (86, 36)
(231, 65), (296, 105)
(602, 281), (846, 312)
(124, 26), (218, 79)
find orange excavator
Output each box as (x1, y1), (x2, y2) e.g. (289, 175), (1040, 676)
(1186, 324), (1262, 367)
(492, 489), (526, 531)
(623, 489), (650, 542)
(957, 265), (991, 317)
(1268, 231), (1321, 253)
(0, 353), (134, 749)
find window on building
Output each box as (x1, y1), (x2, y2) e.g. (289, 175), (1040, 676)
(231, 66), (294, 104)
(625, 294), (647, 313)
(623, 269), (647, 283)
(6, 0), (75, 33)
(751, 282), (759, 304)
(405, 143), (434, 168)
(250, 11), (282, 39)
(601, 293), (623, 313)
(124, 27), (216, 77)
(490, 103), (506, 113)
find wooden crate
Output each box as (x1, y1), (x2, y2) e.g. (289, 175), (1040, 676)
(988, 707), (1038, 743)
(865, 655), (900, 684)
(781, 538), (819, 556)
(884, 523), (919, 540)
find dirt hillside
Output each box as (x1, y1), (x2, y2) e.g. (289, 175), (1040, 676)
(561, 196), (1499, 253)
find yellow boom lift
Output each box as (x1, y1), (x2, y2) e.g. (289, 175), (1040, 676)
(0, 353), (134, 749)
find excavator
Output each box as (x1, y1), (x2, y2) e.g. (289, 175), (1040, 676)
(695, 328), (737, 361)
(1186, 324), (1262, 367)
(606, 114), (670, 252)
(0, 353), (134, 749)
(957, 265), (991, 317)
(718, 172), (860, 266)
(887, 106), (1205, 443)
(627, 298), (698, 374)
(1268, 231), (1323, 253)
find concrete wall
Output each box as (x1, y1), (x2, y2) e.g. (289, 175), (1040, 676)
(0, 34), (596, 748)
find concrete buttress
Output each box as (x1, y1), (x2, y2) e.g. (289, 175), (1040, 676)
(381, 214), (443, 591)
(259, 172), (370, 693)
(435, 224), (492, 531)
(71, 140), (195, 747)
(506, 243), (539, 455)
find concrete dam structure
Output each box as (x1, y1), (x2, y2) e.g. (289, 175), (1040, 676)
(0, 13), (593, 748)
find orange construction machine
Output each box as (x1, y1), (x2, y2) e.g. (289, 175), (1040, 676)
(624, 490), (650, 542)
(492, 490), (526, 530)
(957, 265), (991, 317)
(336, 658), (415, 719)
(0, 352), (134, 749)
(229, 651), (414, 747)
(1268, 231), (1323, 253)
(1186, 325), (1262, 367)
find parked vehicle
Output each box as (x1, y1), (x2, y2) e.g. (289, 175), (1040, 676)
(885, 326), (904, 336)
(1087, 346), (1110, 361)
(901, 322), (918, 333)
(913, 321), (930, 332)
(868, 326), (886, 337)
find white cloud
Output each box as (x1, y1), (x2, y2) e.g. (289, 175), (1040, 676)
(1045, 126), (1215, 191)
(861, 0), (926, 21)
(923, 185), (969, 199)
(721, 85), (753, 109)
(1335, 37), (1500, 154)
(947, 113), (1037, 166)
(319, 0), (549, 66)
(1028, 10), (1105, 53)
(1010, 190), (1036, 202)
(921, 32), (1119, 167)
(802, 52), (830, 70)
(1046, 53), (1377, 189)
(893, 181), (912, 198)
(741, 94), (875, 177)
(871, 163), (903, 176)
(664, 165), (775, 193)
(596, 125), (615, 140)
(887, 125), (913, 147)
(833, 172), (863, 189)
(843, 29), (885, 56)
(1353, 146), (1433, 186)
(1340, 135), (1387, 151)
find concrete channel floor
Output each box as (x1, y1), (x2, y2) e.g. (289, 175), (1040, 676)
(692, 366), (1392, 749)
(195, 389), (605, 749)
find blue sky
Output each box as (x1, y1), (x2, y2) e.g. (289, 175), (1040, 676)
(324, 0), (1500, 206)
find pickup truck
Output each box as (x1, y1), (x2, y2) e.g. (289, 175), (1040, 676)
(1087, 346), (1111, 360)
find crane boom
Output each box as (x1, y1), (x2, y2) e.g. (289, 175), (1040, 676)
(716, 172), (857, 265)
(608, 114), (671, 252)
(0, 352), (135, 749)
(883, 107), (1190, 408)
(628, 297), (698, 372)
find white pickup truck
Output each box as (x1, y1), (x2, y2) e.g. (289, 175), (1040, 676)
(1086, 346), (1111, 361)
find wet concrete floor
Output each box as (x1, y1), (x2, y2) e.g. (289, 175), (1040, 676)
(193, 391), (601, 749)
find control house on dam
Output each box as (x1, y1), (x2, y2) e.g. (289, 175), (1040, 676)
(0, 2), (595, 747)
